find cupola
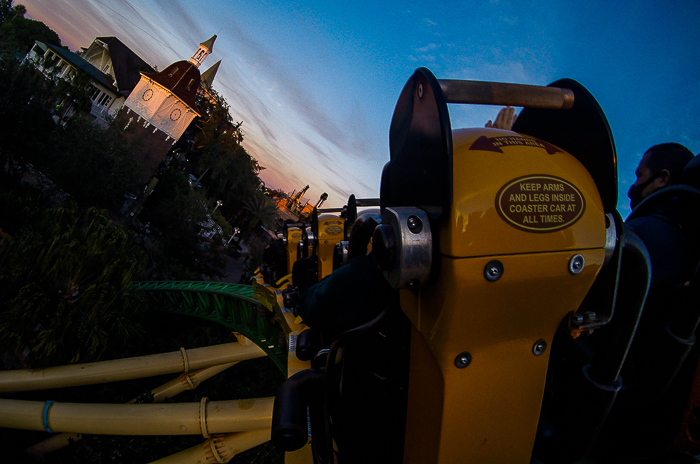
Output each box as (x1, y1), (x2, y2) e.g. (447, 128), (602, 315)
(188, 34), (216, 68)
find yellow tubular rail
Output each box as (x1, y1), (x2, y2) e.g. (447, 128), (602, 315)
(0, 397), (274, 435)
(128, 363), (238, 404)
(25, 362), (238, 458)
(0, 342), (266, 393)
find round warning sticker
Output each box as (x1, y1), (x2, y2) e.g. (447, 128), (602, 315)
(495, 175), (585, 233)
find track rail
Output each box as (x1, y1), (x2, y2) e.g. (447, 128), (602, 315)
(130, 281), (286, 374)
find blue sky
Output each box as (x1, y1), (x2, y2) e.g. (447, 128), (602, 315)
(22, 0), (700, 213)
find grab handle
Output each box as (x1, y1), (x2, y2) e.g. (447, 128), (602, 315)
(438, 79), (574, 109)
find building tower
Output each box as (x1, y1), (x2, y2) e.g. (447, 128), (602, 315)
(119, 35), (218, 171)
(189, 35), (216, 68)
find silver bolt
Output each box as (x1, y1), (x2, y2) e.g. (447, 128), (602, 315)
(407, 216), (422, 233)
(533, 339), (547, 356)
(569, 254), (585, 274)
(455, 352), (472, 368)
(584, 311), (597, 322)
(571, 313), (584, 324)
(484, 260), (503, 282)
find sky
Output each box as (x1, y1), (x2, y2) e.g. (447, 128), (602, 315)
(21, 0), (700, 214)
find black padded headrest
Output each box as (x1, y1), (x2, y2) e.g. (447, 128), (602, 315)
(681, 156), (700, 189)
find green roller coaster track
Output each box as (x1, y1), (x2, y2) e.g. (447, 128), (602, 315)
(130, 281), (287, 374)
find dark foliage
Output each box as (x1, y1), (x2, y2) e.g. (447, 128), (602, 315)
(0, 13), (61, 55)
(0, 173), (48, 235)
(172, 89), (267, 229)
(0, 57), (57, 176)
(0, 1), (60, 55)
(139, 167), (226, 280)
(0, 204), (148, 367)
(43, 114), (151, 211)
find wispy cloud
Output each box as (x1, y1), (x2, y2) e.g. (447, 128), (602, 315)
(416, 43), (437, 53)
(407, 53), (435, 63)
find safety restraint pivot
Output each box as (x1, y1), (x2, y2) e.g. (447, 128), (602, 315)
(373, 207), (432, 289)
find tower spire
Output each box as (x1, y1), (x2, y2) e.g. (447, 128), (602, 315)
(188, 34), (216, 68)
(201, 60), (221, 89)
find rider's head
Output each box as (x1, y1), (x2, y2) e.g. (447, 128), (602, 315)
(347, 212), (382, 260)
(628, 142), (694, 210)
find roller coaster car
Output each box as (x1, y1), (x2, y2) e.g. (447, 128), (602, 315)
(271, 68), (700, 463)
(263, 211), (346, 312)
(276, 201), (379, 302)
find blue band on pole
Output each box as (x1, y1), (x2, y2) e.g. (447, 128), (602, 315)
(43, 401), (54, 433)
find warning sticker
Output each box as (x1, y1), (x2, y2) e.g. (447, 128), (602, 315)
(495, 175), (585, 233)
(323, 225), (343, 236)
(470, 135), (562, 155)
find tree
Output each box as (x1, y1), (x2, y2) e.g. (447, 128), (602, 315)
(44, 114), (151, 211)
(0, 57), (56, 176)
(0, 173), (47, 235)
(242, 191), (281, 231)
(172, 89), (265, 221)
(0, 3), (84, 178)
(0, 1), (13, 25)
(212, 207), (233, 236)
(139, 168), (225, 280)
(0, 38), (141, 208)
(0, 1), (60, 54)
(0, 204), (147, 368)
(189, 92), (245, 181)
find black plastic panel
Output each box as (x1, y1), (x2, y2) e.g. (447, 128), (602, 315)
(383, 68), (453, 220)
(512, 79), (618, 214)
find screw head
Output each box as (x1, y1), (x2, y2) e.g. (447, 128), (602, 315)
(407, 216), (422, 233)
(533, 339), (547, 356)
(417, 83), (424, 99)
(569, 254), (585, 274)
(455, 352), (472, 368)
(484, 260), (504, 282)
